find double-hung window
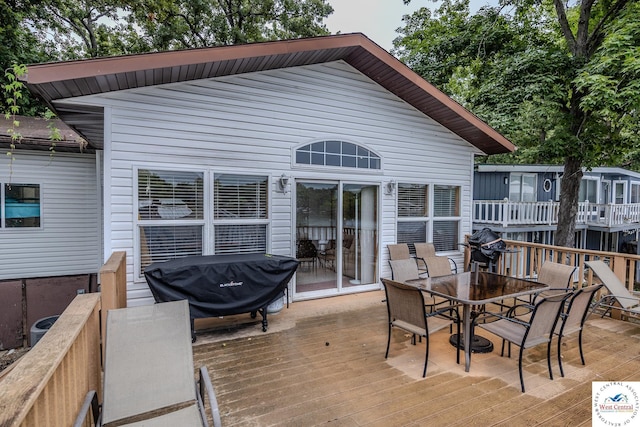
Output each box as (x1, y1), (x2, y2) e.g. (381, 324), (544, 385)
(136, 169), (269, 277)
(213, 173), (268, 254)
(396, 183), (461, 252)
(137, 169), (205, 275)
(397, 183), (428, 247)
(2, 183), (41, 228)
(433, 185), (460, 251)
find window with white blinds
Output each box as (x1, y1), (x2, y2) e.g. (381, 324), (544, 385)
(396, 183), (461, 252)
(433, 185), (460, 217)
(214, 174), (267, 219)
(136, 170), (270, 277)
(213, 174), (268, 254)
(397, 183), (428, 217)
(137, 169), (204, 275)
(215, 224), (267, 254)
(433, 220), (459, 252)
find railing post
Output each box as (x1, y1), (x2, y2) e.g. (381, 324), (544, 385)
(502, 199), (508, 228)
(99, 251), (127, 362)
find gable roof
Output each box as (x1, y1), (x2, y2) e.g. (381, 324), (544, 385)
(22, 33), (515, 154)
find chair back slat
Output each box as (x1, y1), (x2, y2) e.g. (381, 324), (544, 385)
(423, 256), (453, 277)
(561, 285), (604, 333)
(537, 262), (576, 289)
(389, 259), (420, 282)
(414, 243), (436, 260)
(388, 244), (411, 260)
(524, 293), (570, 348)
(382, 279), (427, 331)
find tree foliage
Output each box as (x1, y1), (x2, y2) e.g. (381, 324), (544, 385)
(124, 0), (333, 51)
(1, 1), (52, 114)
(396, 0), (639, 248)
(20, 0), (333, 59)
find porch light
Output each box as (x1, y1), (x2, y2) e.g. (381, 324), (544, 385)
(385, 180), (396, 196)
(279, 174), (290, 194)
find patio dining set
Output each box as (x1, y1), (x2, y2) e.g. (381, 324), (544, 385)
(383, 242), (638, 393)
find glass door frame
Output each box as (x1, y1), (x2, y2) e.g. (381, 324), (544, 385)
(292, 178), (382, 301)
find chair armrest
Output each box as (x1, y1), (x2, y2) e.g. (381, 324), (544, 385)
(448, 258), (458, 274)
(199, 366), (222, 427)
(479, 308), (532, 327)
(73, 390), (100, 427)
(427, 303), (463, 321)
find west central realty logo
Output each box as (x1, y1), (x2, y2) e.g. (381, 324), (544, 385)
(593, 381), (639, 426)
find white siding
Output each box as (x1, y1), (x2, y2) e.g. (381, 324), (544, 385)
(70, 60), (477, 304)
(0, 150), (100, 279)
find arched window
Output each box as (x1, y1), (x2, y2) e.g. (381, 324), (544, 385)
(295, 140), (380, 169)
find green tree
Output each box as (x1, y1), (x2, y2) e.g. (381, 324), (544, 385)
(125, 0), (333, 50)
(25, 0), (141, 59)
(396, 0), (639, 248)
(1, 1), (52, 114)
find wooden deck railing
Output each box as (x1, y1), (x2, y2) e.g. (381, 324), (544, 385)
(0, 251), (127, 427)
(488, 240), (640, 307)
(0, 293), (101, 427)
(2, 246), (639, 425)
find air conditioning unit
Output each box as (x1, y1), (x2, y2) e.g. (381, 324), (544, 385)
(30, 315), (60, 347)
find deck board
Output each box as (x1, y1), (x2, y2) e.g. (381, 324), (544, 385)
(192, 290), (640, 426)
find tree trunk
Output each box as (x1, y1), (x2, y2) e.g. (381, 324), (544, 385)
(555, 156), (583, 248)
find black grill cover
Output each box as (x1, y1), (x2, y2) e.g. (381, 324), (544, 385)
(468, 228), (506, 264)
(144, 254), (298, 319)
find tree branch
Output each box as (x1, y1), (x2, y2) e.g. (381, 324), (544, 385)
(586, 0), (630, 57)
(552, 0), (576, 54)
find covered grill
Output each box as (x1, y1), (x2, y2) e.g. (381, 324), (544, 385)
(468, 228), (506, 271)
(144, 253), (298, 338)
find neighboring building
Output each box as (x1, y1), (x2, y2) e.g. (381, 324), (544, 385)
(21, 33), (514, 308)
(473, 164), (640, 253)
(0, 116), (101, 348)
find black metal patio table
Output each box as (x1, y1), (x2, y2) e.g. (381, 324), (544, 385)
(144, 253), (298, 339)
(405, 271), (549, 372)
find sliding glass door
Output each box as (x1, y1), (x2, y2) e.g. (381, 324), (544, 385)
(295, 181), (378, 298)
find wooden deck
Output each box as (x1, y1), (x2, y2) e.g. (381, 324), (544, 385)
(192, 290), (640, 426)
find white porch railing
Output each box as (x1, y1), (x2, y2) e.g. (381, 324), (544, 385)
(473, 200), (640, 228)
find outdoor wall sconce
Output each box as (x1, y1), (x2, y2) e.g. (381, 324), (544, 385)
(504, 176), (509, 185)
(385, 180), (396, 196)
(279, 174), (290, 194)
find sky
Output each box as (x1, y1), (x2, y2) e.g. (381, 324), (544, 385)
(324, 0), (497, 51)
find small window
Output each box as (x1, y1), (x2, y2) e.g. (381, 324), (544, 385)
(3, 183), (41, 228)
(631, 183), (640, 203)
(296, 141), (380, 169)
(579, 179), (598, 203)
(509, 173), (537, 202)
